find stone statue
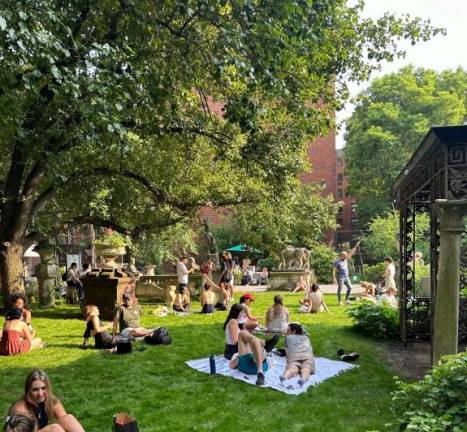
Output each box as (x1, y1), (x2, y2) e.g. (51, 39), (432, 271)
(278, 246), (310, 270)
(188, 256), (200, 271)
(165, 285), (176, 311)
(203, 219), (218, 254)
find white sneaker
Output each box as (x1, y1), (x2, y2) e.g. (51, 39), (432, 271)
(345, 300), (352, 305)
(338, 301), (344, 306)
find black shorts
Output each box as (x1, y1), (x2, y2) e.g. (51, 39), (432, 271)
(173, 304), (184, 312)
(201, 304), (214, 314)
(178, 283), (187, 293)
(215, 303), (227, 311)
(224, 343), (238, 360)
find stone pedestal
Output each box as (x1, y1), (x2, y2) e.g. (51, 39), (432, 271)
(35, 249), (58, 308)
(432, 199), (467, 365)
(82, 269), (137, 320)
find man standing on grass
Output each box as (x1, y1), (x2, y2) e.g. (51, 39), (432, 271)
(177, 256), (195, 294)
(332, 240), (361, 305)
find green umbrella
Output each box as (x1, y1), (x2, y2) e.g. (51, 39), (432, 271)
(226, 244), (262, 255)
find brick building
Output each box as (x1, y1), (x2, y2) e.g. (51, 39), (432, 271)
(335, 149), (359, 244)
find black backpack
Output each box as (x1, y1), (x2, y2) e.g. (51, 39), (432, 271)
(144, 327), (172, 345)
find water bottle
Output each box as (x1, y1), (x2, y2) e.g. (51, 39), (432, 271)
(209, 355), (216, 374)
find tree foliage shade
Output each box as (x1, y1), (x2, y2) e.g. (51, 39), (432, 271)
(345, 66), (467, 226)
(361, 210), (430, 264)
(0, 1), (442, 301)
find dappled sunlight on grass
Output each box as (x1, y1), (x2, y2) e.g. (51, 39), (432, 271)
(0, 291), (399, 431)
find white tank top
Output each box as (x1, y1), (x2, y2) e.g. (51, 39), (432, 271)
(225, 319), (238, 345)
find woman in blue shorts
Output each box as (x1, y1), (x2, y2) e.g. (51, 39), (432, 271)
(228, 330), (278, 386)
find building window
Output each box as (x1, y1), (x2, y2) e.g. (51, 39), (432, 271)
(337, 158), (344, 167)
(338, 206), (343, 214)
(337, 174), (343, 185)
(351, 203), (358, 213)
(320, 180), (327, 189)
(337, 218), (343, 227)
(351, 218), (359, 227)
(337, 189), (344, 198)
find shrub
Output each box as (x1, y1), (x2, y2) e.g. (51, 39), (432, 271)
(346, 300), (399, 339)
(309, 243), (337, 283)
(93, 231), (128, 248)
(362, 262), (386, 284)
(392, 351), (467, 431)
(257, 255), (279, 271)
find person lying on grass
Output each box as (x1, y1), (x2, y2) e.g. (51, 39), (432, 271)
(238, 294), (260, 331)
(10, 293), (35, 337)
(280, 323), (315, 388)
(0, 308), (43, 356)
(3, 413), (36, 432)
(200, 283), (216, 314)
(113, 292), (153, 339)
(265, 295), (289, 334)
(9, 369), (84, 432)
(82, 305), (118, 350)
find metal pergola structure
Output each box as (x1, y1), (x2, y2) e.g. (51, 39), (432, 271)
(393, 125), (467, 346)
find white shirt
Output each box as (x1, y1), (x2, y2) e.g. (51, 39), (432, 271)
(176, 261), (189, 284)
(386, 263), (395, 278)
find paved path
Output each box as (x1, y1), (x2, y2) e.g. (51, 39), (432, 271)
(234, 283), (360, 294)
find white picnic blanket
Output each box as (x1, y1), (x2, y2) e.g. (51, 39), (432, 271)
(185, 354), (357, 395)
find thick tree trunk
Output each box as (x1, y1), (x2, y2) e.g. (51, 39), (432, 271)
(0, 243), (25, 308)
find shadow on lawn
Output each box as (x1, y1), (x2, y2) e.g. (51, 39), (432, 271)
(0, 317), (397, 432)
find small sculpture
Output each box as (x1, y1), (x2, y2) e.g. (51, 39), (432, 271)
(165, 285), (176, 311)
(278, 246), (310, 270)
(188, 256), (200, 271)
(203, 219), (218, 254)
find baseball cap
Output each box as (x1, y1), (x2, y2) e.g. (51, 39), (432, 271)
(243, 293), (255, 301)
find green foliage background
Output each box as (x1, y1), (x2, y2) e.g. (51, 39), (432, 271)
(345, 67), (467, 226)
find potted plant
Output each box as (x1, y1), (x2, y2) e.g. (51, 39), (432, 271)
(93, 232), (127, 268)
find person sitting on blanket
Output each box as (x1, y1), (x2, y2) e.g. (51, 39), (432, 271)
(173, 287), (191, 312)
(200, 283), (216, 314)
(280, 323), (315, 388)
(223, 304), (244, 360)
(265, 295), (289, 334)
(82, 305), (117, 350)
(238, 294), (260, 331)
(113, 292), (153, 339)
(228, 330), (279, 386)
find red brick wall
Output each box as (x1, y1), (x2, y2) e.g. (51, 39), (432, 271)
(336, 149), (358, 244)
(301, 133), (337, 199)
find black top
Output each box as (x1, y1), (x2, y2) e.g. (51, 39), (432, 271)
(83, 318), (103, 339)
(34, 402), (48, 429)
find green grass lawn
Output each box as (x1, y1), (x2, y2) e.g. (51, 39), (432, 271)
(0, 292), (399, 431)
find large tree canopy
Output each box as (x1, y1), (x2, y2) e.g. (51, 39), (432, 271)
(0, 0), (442, 299)
(345, 66), (467, 225)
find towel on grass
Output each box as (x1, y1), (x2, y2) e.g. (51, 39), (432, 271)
(185, 354), (357, 395)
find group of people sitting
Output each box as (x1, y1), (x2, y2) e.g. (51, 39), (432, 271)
(0, 294), (44, 356)
(82, 291), (156, 351)
(223, 295), (314, 387)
